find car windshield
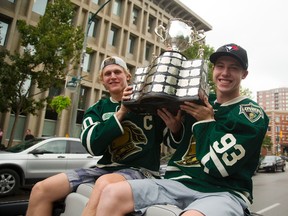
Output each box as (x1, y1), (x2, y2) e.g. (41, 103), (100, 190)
(4, 138), (46, 153)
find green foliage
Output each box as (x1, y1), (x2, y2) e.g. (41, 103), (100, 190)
(16, 0), (84, 90)
(183, 43), (216, 93)
(0, 0), (84, 147)
(49, 95), (71, 115)
(183, 43), (252, 97)
(240, 86), (253, 98)
(262, 135), (273, 150)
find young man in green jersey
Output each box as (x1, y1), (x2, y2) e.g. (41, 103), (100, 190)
(93, 44), (269, 216)
(26, 56), (182, 216)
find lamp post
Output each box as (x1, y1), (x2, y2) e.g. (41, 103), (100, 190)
(68, 0), (112, 137)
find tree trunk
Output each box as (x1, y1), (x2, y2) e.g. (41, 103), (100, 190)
(7, 111), (20, 148)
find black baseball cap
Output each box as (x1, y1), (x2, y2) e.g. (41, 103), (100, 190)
(209, 43), (248, 70)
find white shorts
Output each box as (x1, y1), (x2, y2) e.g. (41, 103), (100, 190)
(128, 179), (249, 216)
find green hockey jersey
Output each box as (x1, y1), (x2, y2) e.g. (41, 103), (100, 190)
(165, 95), (269, 204)
(81, 97), (168, 173)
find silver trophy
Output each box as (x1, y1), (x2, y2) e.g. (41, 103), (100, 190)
(155, 18), (205, 52)
(123, 18), (208, 114)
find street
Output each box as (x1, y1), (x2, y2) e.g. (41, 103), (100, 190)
(1, 167), (288, 216)
(251, 166), (288, 216)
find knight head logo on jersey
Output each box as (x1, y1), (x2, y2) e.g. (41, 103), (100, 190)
(110, 120), (147, 161)
(239, 103), (264, 123)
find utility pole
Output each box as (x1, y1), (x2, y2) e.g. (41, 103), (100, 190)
(68, 0), (112, 137)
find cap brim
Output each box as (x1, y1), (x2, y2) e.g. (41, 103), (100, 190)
(210, 52), (246, 69)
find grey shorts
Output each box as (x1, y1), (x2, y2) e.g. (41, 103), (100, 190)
(128, 179), (249, 216)
(66, 167), (145, 192)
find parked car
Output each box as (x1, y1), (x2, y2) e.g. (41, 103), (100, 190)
(280, 155), (288, 162)
(0, 137), (101, 197)
(257, 155), (286, 173)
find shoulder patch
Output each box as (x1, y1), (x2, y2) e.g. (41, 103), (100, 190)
(239, 103), (264, 123)
(103, 112), (114, 121)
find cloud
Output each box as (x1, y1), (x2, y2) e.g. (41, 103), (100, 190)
(180, 0), (288, 99)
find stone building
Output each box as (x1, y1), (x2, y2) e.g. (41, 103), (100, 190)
(0, 0), (211, 146)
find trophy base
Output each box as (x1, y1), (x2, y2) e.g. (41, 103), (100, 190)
(123, 92), (205, 115)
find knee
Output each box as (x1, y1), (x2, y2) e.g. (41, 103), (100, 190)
(30, 180), (49, 199)
(100, 183), (134, 213)
(95, 174), (123, 192)
(101, 183), (127, 202)
(98, 184), (118, 207)
(95, 175), (110, 190)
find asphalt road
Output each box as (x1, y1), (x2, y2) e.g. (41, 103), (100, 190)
(251, 165), (288, 216)
(1, 165), (288, 216)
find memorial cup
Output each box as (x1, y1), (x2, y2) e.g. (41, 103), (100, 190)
(155, 18), (197, 52)
(123, 18), (209, 114)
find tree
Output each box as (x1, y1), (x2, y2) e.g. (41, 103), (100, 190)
(183, 42), (215, 93)
(240, 86), (253, 99)
(0, 0), (84, 147)
(262, 134), (273, 152)
(49, 95), (71, 116)
(183, 43), (252, 98)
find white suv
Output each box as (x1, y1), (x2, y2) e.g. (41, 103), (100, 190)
(0, 137), (101, 197)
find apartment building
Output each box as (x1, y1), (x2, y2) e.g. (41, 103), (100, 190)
(0, 0), (211, 145)
(257, 88), (288, 154)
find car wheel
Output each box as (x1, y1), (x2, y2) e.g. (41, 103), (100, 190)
(0, 169), (20, 197)
(282, 165), (286, 172)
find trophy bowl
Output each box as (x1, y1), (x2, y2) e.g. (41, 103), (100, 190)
(154, 18), (203, 52)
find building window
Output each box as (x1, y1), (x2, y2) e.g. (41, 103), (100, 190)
(32, 0), (48, 15)
(78, 87), (88, 110)
(92, 0), (99, 4)
(45, 86), (62, 120)
(101, 91), (110, 99)
(108, 26), (118, 46)
(132, 7), (139, 25)
(148, 15), (156, 33)
(112, 0), (121, 16)
(0, 20), (9, 46)
(88, 18), (99, 37)
(275, 116), (280, 123)
(77, 87), (88, 124)
(83, 53), (92, 72)
(87, 12), (100, 37)
(145, 43), (153, 61)
(128, 34), (136, 54)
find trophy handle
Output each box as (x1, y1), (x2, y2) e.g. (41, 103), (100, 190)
(154, 25), (166, 42)
(193, 29), (206, 44)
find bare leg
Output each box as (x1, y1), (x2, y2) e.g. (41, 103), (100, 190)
(82, 173), (126, 216)
(26, 173), (71, 216)
(95, 181), (134, 216)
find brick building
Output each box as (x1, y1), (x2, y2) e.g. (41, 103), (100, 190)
(257, 88), (288, 154)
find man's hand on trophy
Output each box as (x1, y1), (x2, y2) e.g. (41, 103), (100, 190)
(157, 108), (183, 138)
(116, 86), (133, 121)
(122, 86), (133, 101)
(180, 97), (214, 122)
